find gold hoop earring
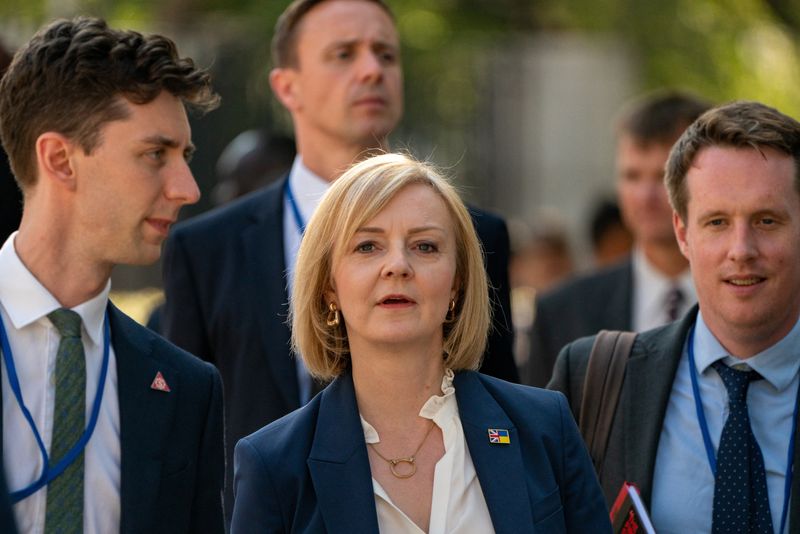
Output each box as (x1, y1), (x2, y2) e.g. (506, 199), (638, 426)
(445, 299), (456, 323)
(326, 302), (340, 327)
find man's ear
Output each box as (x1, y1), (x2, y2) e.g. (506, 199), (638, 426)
(35, 132), (77, 191)
(269, 67), (301, 112)
(673, 210), (690, 259)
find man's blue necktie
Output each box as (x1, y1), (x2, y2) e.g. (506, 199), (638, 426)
(711, 360), (772, 534)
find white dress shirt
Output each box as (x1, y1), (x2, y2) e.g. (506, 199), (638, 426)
(282, 155), (331, 295)
(283, 156), (331, 403)
(0, 233), (121, 533)
(651, 311), (800, 534)
(361, 369), (495, 533)
(631, 247), (696, 331)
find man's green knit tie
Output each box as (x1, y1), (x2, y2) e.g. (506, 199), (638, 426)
(44, 309), (85, 534)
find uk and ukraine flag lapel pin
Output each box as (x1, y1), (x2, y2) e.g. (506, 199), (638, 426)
(488, 428), (510, 444)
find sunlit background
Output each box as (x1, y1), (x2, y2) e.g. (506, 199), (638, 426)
(2, 0), (799, 321)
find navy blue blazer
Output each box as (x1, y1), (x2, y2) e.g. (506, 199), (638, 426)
(162, 175), (519, 517)
(231, 371), (610, 533)
(1, 304), (225, 533)
(0, 466), (17, 534)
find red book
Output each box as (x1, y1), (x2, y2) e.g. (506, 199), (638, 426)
(609, 482), (656, 534)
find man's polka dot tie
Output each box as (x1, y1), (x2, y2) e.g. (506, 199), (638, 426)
(711, 360), (772, 534)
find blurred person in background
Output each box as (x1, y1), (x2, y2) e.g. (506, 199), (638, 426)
(526, 91), (710, 387)
(232, 153), (610, 534)
(210, 129), (295, 205)
(0, 37), (22, 243)
(590, 198), (633, 268)
(161, 0), (518, 518)
(508, 215), (573, 377)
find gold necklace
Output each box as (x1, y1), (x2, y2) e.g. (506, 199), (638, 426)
(368, 421), (436, 479)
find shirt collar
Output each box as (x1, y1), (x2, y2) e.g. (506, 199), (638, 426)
(288, 156), (332, 226)
(693, 310), (800, 392)
(0, 232), (110, 347)
(361, 369), (458, 443)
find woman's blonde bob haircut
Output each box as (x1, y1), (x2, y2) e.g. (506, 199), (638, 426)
(291, 153), (490, 380)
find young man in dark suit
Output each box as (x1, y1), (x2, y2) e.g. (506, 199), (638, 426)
(162, 0), (518, 516)
(550, 101), (800, 533)
(527, 91), (710, 387)
(0, 17), (224, 532)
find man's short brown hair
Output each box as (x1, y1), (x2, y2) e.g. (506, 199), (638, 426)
(665, 101), (800, 220)
(0, 16), (219, 190)
(616, 90), (711, 147)
(271, 0), (393, 68)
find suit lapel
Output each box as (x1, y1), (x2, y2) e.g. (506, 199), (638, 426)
(307, 373), (379, 533)
(111, 305), (179, 534)
(242, 177), (299, 409)
(454, 372), (533, 534)
(623, 307), (697, 505)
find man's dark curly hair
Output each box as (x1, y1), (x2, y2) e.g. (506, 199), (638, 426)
(0, 16), (220, 189)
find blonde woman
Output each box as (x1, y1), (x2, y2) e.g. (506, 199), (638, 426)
(231, 153), (610, 533)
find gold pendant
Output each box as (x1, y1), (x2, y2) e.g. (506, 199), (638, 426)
(389, 457), (416, 478)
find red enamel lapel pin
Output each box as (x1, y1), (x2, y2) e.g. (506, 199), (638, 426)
(150, 371), (171, 392)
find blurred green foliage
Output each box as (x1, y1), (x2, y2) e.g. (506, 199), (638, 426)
(5, 0), (799, 115)
(3, 0), (800, 207)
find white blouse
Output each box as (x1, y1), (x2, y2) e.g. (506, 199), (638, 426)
(360, 369), (495, 533)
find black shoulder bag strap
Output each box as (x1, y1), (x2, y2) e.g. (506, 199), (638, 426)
(579, 329), (637, 475)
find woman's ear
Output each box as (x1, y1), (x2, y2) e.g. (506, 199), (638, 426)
(450, 275), (461, 301)
(324, 283), (337, 306)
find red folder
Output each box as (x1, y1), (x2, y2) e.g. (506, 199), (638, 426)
(609, 482), (656, 534)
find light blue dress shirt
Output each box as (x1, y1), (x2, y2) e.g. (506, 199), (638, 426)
(651, 311), (800, 534)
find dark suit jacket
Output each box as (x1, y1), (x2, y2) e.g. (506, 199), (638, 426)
(161, 175), (518, 516)
(0, 466), (17, 534)
(231, 370), (610, 533)
(1, 304), (225, 533)
(527, 258), (632, 387)
(547, 306), (800, 533)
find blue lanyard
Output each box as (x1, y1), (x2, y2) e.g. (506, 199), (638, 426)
(688, 324), (798, 534)
(0, 310), (110, 503)
(285, 180), (306, 235)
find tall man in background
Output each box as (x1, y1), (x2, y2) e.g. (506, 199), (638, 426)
(162, 0), (517, 516)
(0, 17), (224, 532)
(527, 91), (710, 387)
